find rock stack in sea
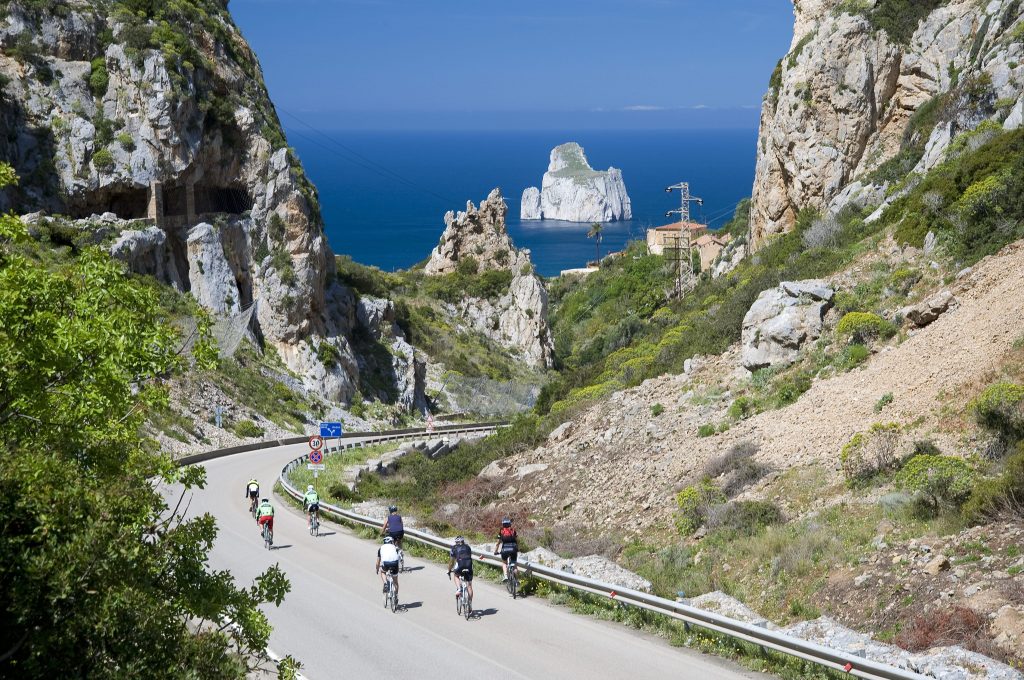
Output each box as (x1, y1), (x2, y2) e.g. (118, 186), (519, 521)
(520, 142), (631, 222)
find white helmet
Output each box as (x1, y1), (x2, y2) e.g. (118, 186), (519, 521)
(383, 536), (394, 544)
(307, 484), (314, 491)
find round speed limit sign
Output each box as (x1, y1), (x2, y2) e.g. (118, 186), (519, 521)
(308, 435), (324, 451)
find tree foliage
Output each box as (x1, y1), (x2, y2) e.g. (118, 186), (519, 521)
(895, 454), (974, 511)
(0, 164), (292, 677)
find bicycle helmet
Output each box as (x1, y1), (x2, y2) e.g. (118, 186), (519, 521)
(261, 498), (269, 503)
(501, 517), (512, 526)
(307, 484), (314, 491)
(388, 505), (398, 512)
(383, 536), (393, 544)
(454, 536), (465, 544)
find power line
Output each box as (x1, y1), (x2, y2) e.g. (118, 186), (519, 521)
(279, 109), (459, 206)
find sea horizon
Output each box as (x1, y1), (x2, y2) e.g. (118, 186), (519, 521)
(287, 128), (759, 277)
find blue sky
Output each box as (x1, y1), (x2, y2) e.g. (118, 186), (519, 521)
(231, 0), (794, 129)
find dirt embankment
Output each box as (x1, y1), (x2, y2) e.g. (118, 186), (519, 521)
(490, 241), (1024, 534)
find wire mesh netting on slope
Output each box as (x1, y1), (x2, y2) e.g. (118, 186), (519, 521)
(175, 301), (258, 360)
(437, 374), (541, 417)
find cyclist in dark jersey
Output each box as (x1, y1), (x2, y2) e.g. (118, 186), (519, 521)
(447, 536), (474, 602)
(381, 505), (404, 549)
(493, 516), (518, 582)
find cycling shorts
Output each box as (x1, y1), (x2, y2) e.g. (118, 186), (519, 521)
(381, 560), (399, 575)
(454, 565), (473, 582)
(386, 529), (404, 542)
(308, 501), (319, 513)
(500, 548), (518, 564)
(248, 489), (259, 498)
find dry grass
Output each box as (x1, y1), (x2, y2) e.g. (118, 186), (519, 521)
(895, 606), (1006, 661)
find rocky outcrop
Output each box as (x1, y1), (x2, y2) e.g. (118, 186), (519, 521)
(750, 0), (1024, 245)
(0, 1), (360, 402)
(426, 189), (554, 369)
(354, 296), (427, 413)
(520, 142), (631, 222)
(900, 290), (955, 328)
(741, 280), (834, 371)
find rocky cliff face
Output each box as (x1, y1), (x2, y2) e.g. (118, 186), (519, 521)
(427, 188), (555, 369)
(750, 0), (1024, 244)
(0, 0), (360, 402)
(521, 142), (632, 222)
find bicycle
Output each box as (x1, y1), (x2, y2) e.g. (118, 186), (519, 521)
(495, 552), (519, 599)
(262, 522), (273, 550)
(506, 561), (519, 599)
(397, 547), (405, 572)
(450, 571), (472, 620)
(308, 508), (320, 537)
(249, 497), (258, 521)
(380, 568), (398, 613)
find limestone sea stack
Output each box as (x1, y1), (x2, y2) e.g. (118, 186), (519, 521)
(520, 142), (632, 222)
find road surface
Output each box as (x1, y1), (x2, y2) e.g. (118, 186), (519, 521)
(176, 438), (767, 679)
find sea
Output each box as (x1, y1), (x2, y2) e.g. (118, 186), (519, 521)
(286, 129), (758, 277)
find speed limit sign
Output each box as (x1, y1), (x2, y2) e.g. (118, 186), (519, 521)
(308, 435), (324, 451)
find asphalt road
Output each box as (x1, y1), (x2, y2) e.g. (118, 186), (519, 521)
(176, 438), (766, 680)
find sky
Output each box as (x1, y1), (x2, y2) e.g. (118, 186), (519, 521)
(230, 0), (795, 129)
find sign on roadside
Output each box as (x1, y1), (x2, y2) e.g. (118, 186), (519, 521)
(309, 450), (323, 465)
(319, 422), (343, 438)
(307, 463), (326, 471)
(308, 435), (324, 451)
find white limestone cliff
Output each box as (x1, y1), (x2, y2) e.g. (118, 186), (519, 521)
(520, 142), (632, 222)
(750, 0), (1024, 245)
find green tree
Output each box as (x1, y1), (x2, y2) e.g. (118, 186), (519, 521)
(587, 222), (603, 262)
(0, 164), (295, 677)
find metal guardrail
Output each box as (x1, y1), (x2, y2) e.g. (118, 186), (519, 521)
(278, 451), (927, 680)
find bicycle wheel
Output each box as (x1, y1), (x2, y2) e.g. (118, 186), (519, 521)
(263, 526), (270, 550)
(464, 592), (472, 620)
(510, 571), (518, 600)
(456, 589), (463, 615)
(389, 586), (398, 613)
(398, 549), (404, 572)
(314, 515), (319, 537)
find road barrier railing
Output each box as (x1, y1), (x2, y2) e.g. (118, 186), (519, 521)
(278, 449), (927, 680)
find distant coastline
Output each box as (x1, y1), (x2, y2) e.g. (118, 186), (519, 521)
(289, 128), (756, 276)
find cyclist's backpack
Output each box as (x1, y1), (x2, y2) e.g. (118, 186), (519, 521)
(454, 544), (472, 570)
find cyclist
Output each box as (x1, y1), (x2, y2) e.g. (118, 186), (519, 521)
(303, 484), (320, 528)
(493, 516), (518, 583)
(245, 478), (260, 513)
(256, 498), (275, 544)
(376, 536), (400, 595)
(381, 505), (404, 550)
(447, 536), (474, 603)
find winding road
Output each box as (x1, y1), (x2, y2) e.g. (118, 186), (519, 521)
(176, 436), (767, 679)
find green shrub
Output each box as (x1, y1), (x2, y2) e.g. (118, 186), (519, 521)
(836, 312), (897, 344)
(834, 343), (870, 371)
(727, 395), (756, 420)
(349, 391), (366, 419)
(706, 500), (784, 536)
(970, 382), (1024, 443)
(675, 480), (726, 534)
(840, 423), (902, 484)
(895, 454), (974, 512)
(116, 132), (136, 152)
(874, 393), (894, 413)
(962, 444), (1024, 522)
(91, 148), (114, 172)
(456, 256), (479, 277)
(650, 403), (664, 417)
(866, 0), (944, 45)
(88, 57), (108, 97)
(231, 419), (265, 439)
(316, 341), (340, 367)
(697, 423), (716, 438)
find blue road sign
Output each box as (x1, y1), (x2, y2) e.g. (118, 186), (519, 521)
(320, 422), (343, 438)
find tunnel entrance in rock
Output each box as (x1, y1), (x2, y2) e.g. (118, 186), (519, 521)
(66, 186), (150, 220)
(195, 186), (253, 215)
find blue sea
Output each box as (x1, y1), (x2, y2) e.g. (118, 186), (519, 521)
(286, 129), (758, 277)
